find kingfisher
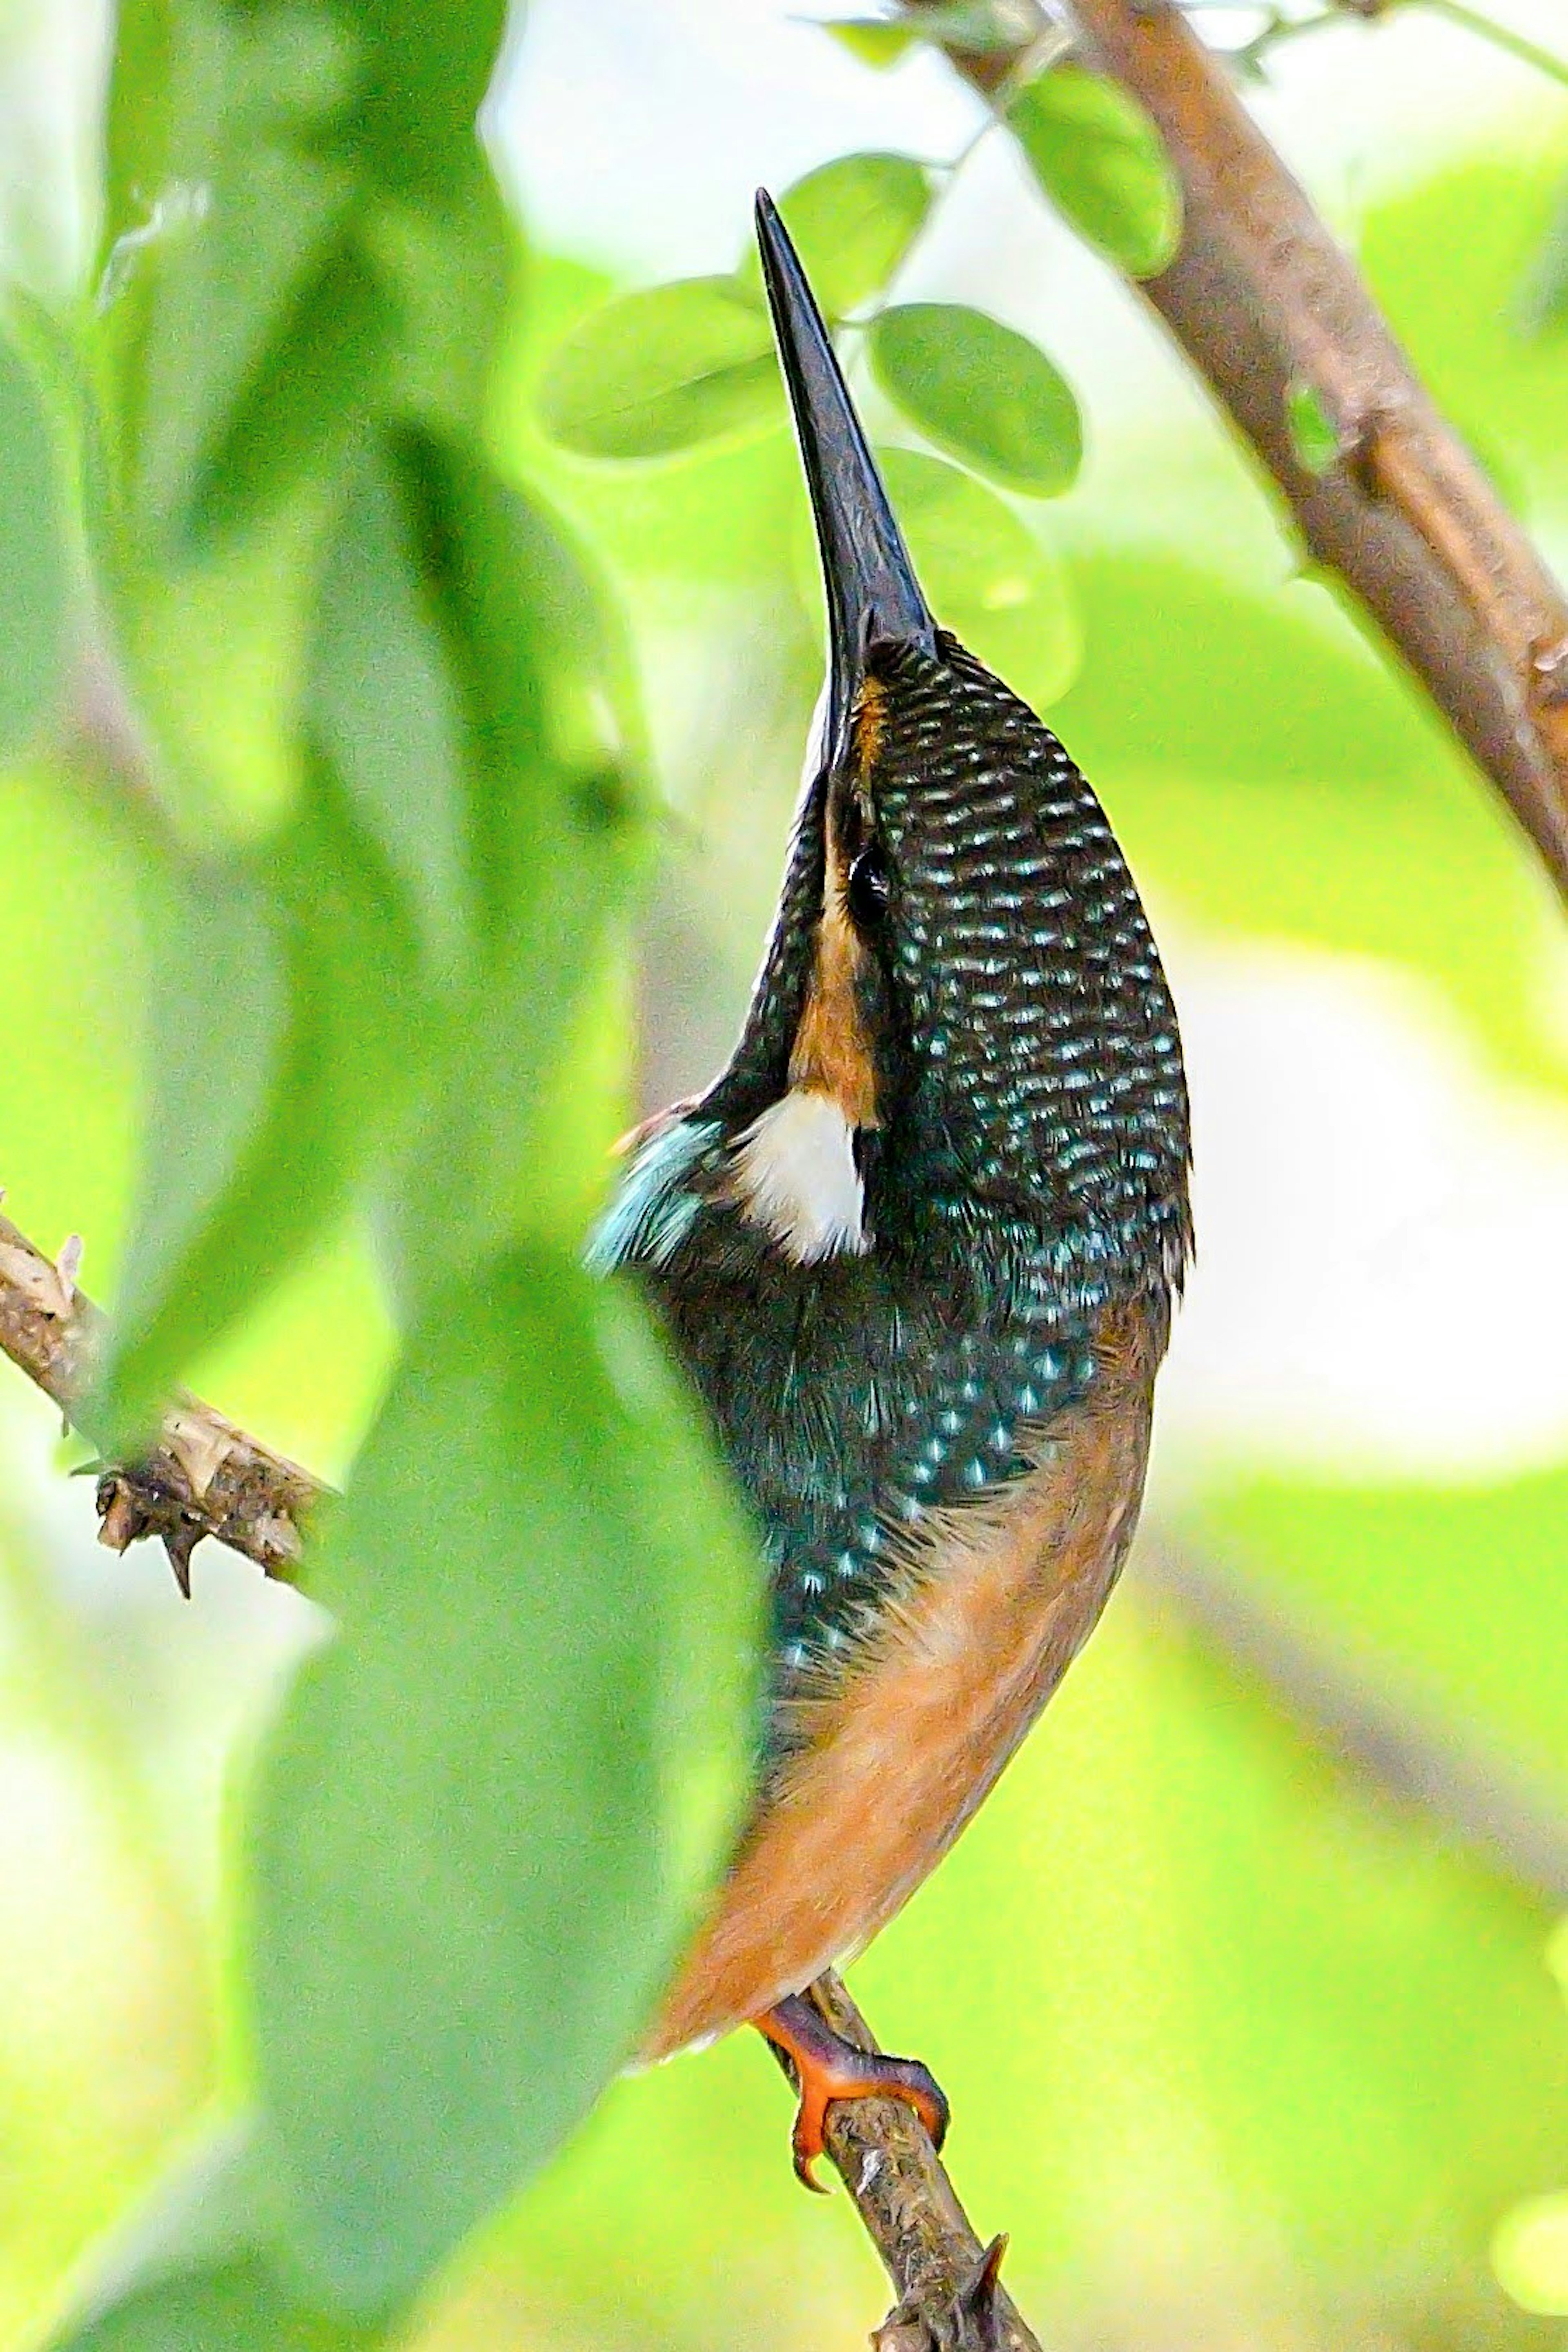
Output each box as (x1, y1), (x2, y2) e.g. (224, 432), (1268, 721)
(591, 193), (1192, 2185)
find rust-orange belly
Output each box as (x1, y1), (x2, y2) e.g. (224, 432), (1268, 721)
(644, 1294), (1162, 2063)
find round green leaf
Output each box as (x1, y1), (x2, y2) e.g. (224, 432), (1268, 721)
(736, 152), (933, 319)
(1008, 65), (1182, 280)
(534, 277), (778, 459)
(0, 330), (68, 760)
(869, 301), (1082, 495)
(790, 445), (1078, 708)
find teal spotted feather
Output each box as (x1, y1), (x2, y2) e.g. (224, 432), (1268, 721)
(592, 638), (1188, 1728)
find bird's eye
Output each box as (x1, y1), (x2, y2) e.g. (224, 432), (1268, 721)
(846, 845), (890, 930)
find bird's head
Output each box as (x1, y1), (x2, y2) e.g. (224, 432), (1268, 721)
(600, 194), (1191, 1313)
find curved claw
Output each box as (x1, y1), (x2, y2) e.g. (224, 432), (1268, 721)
(755, 1992), (950, 2192)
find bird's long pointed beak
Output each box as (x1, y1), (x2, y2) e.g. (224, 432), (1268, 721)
(755, 189), (935, 757)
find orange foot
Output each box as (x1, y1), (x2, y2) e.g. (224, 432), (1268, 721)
(754, 1991), (950, 2191)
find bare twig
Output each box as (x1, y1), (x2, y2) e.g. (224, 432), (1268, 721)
(926, 0), (1568, 899)
(1139, 1531), (1568, 1906)
(770, 1971), (1045, 2351)
(1420, 0), (1568, 92)
(0, 1209), (321, 1584)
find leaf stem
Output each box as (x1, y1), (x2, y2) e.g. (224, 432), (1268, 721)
(1227, 5), (1342, 76)
(1417, 0), (1568, 88)
(929, 110), (1003, 179)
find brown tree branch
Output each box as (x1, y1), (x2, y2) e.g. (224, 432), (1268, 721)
(771, 1971), (1043, 2350)
(0, 1209), (320, 1586)
(932, 0), (1568, 898)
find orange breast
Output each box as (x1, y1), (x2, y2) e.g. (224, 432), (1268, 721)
(644, 1293), (1164, 2062)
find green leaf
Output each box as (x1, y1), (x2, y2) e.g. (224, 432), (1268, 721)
(360, 172), (511, 431)
(736, 152), (933, 318)
(50, 2268), (375, 2352)
(370, 442), (648, 1300)
(111, 457), (334, 843)
(131, 147), (358, 539)
(96, 866), (290, 1445)
(1009, 65), (1182, 279)
(96, 4), (363, 495)
(43, 2124), (382, 2352)
(101, 0), (175, 261)
(1285, 378), (1340, 478)
(488, 250), (799, 588)
(395, 435), (645, 915)
(186, 234), (386, 546)
(376, 784), (636, 1310)
(98, 771), (424, 1446)
(309, 442), (470, 978)
(247, 1250), (758, 2311)
(872, 446), (1080, 707)
(0, 327), (69, 760)
(335, 0), (506, 203)
(824, 17), (921, 66)
(869, 301), (1082, 495)
(822, 2), (1020, 64)
(101, 2), (517, 546)
(534, 277), (779, 459)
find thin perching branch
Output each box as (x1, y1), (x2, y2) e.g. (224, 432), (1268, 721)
(0, 1209), (319, 1587)
(773, 1970), (1043, 2350)
(930, 0), (1568, 899)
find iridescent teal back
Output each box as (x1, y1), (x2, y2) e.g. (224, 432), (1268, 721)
(592, 634), (1190, 1718)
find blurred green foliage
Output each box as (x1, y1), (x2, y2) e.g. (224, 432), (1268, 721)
(0, 3), (1566, 2350)
(0, 327), (68, 760)
(6, 0), (760, 2340)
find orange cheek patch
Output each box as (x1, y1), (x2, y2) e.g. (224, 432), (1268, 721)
(789, 882), (878, 1129)
(789, 681), (888, 1129)
(851, 674), (887, 776)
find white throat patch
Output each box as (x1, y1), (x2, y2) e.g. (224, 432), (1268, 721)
(731, 1087), (867, 1265)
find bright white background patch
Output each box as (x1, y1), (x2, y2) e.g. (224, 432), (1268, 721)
(1154, 936), (1568, 1489)
(733, 1087), (867, 1264)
